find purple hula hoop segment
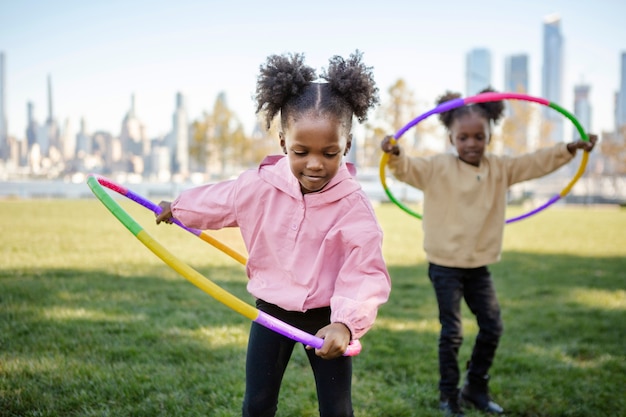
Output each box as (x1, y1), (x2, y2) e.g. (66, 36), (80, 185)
(380, 92), (590, 224)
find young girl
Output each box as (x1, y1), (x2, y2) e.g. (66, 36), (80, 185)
(156, 51), (391, 417)
(381, 88), (597, 417)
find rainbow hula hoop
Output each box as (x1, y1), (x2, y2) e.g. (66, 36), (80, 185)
(87, 174), (362, 356)
(379, 92), (590, 223)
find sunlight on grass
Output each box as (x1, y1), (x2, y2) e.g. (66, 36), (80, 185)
(3, 356), (64, 373)
(523, 344), (616, 369)
(567, 288), (626, 310)
(165, 325), (248, 348)
(43, 306), (145, 322)
(375, 317), (440, 334)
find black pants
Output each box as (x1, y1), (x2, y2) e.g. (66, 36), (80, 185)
(428, 263), (503, 396)
(242, 300), (353, 417)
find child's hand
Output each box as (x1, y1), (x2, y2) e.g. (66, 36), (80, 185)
(155, 201), (173, 225)
(567, 133), (597, 155)
(380, 135), (400, 156)
(307, 322), (351, 359)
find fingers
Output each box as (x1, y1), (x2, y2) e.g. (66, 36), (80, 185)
(314, 339), (346, 360)
(311, 323), (351, 359)
(155, 201), (173, 224)
(584, 133), (598, 151)
(380, 135), (400, 155)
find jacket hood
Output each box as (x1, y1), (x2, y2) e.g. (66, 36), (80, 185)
(258, 155), (361, 205)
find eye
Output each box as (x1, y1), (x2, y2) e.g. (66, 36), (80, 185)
(324, 152), (339, 158)
(292, 150), (307, 156)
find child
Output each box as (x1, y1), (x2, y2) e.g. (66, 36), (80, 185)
(380, 87), (597, 417)
(156, 51), (391, 417)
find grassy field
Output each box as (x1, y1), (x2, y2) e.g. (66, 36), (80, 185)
(1, 198), (625, 417)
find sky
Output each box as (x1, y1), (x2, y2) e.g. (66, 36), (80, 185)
(1, 0), (625, 141)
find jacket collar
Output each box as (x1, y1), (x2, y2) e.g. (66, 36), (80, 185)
(258, 155), (360, 204)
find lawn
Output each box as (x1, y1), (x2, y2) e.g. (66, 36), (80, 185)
(1, 197), (625, 416)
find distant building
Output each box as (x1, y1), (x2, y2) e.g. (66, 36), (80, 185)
(0, 52), (8, 160)
(466, 48), (492, 96)
(504, 54), (529, 93)
(43, 74), (60, 157)
(541, 14), (564, 142)
(170, 92), (189, 177)
(503, 54), (531, 151)
(119, 94), (148, 173)
(75, 118), (91, 156)
(25, 102), (38, 148)
(617, 51), (626, 131)
(573, 83), (592, 140)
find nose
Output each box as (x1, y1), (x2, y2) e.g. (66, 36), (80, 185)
(467, 137), (481, 148)
(306, 154), (324, 171)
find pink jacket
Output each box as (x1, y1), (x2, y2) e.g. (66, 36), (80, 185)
(171, 155), (391, 339)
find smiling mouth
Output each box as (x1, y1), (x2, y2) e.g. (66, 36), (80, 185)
(303, 174), (325, 182)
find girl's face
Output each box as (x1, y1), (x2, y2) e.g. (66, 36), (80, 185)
(449, 112), (490, 167)
(280, 114), (351, 194)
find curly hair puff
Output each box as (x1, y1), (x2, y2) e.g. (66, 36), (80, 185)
(255, 50), (379, 132)
(436, 87), (505, 130)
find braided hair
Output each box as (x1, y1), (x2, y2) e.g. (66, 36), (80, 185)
(436, 87), (505, 130)
(254, 50), (379, 133)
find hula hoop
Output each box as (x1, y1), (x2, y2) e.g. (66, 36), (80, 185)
(86, 174), (362, 356)
(379, 92), (590, 224)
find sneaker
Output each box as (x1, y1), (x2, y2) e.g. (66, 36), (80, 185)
(460, 383), (504, 414)
(439, 393), (465, 417)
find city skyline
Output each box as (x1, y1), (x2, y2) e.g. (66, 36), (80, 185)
(1, 0), (625, 141)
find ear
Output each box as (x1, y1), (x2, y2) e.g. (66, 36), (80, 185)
(448, 133), (454, 145)
(279, 132), (287, 154)
(344, 134), (353, 156)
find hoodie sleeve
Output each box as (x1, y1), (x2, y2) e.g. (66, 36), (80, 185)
(170, 178), (239, 230)
(505, 142), (574, 186)
(329, 197), (391, 340)
(387, 148), (434, 191)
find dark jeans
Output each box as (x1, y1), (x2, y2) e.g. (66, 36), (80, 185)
(242, 300), (353, 417)
(428, 263), (503, 396)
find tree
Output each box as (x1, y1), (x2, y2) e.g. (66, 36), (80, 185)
(191, 92), (250, 178)
(600, 126), (626, 176)
(363, 79), (420, 168)
(495, 101), (555, 155)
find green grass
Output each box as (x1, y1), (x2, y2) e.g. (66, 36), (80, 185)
(1, 198), (625, 416)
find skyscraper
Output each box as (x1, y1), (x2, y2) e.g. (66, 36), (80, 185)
(26, 101), (38, 148)
(466, 48), (492, 96)
(0, 52), (8, 160)
(75, 117), (91, 156)
(120, 94), (147, 158)
(503, 54), (530, 151)
(504, 54), (529, 93)
(617, 51), (626, 131)
(42, 74), (60, 156)
(541, 14), (564, 142)
(573, 83), (592, 140)
(171, 92), (189, 176)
